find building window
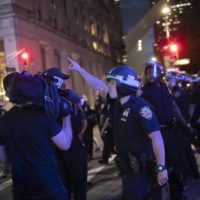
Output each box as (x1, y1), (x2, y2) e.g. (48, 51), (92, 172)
(36, 9), (42, 21)
(50, 0), (56, 10)
(137, 40), (142, 51)
(52, 19), (57, 29)
(63, 0), (67, 16)
(90, 21), (97, 36)
(103, 26), (109, 44)
(92, 41), (97, 50)
(40, 47), (46, 71)
(55, 51), (61, 68)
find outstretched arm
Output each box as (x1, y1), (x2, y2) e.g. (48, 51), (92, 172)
(67, 57), (108, 94)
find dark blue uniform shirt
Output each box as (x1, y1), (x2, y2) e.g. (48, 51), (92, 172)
(142, 81), (174, 125)
(113, 95), (159, 155)
(172, 86), (190, 121)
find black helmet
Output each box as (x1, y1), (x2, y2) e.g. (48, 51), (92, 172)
(106, 65), (140, 97)
(144, 61), (165, 83)
(166, 71), (179, 89)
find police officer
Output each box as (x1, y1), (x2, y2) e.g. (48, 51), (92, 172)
(167, 72), (200, 181)
(141, 61), (189, 200)
(98, 98), (115, 164)
(68, 58), (168, 200)
(190, 71), (200, 149)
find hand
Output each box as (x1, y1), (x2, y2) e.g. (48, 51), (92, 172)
(67, 57), (83, 72)
(157, 169), (168, 186)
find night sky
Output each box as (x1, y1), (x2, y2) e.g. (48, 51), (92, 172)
(120, 0), (150, 34)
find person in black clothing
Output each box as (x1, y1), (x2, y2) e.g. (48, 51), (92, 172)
(141, 61), (189, 200)
(190, 72), (200, 147)
(94, 93), (106, 131)
(98, 97), (115, 164)
(0, 73), (73, 200)
(44, 68), (88, 200)
(82, 95), (97, 160)
(68, 58), (168, 200)
(55, 105), (88, 200)
(167, 73), (200, 182)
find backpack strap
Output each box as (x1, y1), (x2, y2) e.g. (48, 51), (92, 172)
(38, 75), (60, 118)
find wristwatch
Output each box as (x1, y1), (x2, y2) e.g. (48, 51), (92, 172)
(156, 165), (166, 172)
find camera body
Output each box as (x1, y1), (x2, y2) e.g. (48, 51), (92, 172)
(3, 71), (80, 118)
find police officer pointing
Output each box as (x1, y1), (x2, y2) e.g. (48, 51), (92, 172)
(68, 58), (168, 200)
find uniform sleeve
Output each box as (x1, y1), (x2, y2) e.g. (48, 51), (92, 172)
(135, 100), (160, 135)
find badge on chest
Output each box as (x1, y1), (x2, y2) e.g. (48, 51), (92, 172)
(121, 108), (131, 122)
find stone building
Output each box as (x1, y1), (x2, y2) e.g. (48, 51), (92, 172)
(0, 0), (124, 105)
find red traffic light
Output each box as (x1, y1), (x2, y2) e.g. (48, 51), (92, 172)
(21, 52), (30, 60)
(169, 44), (178, 53)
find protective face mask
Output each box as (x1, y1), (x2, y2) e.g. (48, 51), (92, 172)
(53, 76), (64, 89)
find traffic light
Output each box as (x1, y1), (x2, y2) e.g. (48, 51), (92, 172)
(21, 52), (30, 61)
(163, 42), (179, 60)
(20, 50), (30, 66)
(169, 43), (178, 54)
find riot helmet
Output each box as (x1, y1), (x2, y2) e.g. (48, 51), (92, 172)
(166, 71), (179, 89)
(176, 72), (191, 89)
(105, 65), (140, 98)
(143, 61), (165, 83)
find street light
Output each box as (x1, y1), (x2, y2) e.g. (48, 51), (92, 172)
(161, 6), (170, 15)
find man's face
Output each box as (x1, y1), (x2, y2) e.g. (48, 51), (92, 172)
(106, 79), (117, 99)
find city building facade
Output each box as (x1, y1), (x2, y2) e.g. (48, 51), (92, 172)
(150, 0), (192, 70)
(0, 0), (124, 105)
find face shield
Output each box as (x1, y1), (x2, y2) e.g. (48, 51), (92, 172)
(144, 62), (164, 83)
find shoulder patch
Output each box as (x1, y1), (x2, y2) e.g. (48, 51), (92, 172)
(139, 106), (152, 120)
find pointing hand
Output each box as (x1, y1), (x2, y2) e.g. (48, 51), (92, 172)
(67, 57), (83, 72)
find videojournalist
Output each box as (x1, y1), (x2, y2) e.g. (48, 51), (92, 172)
(44, 68), (88, 200)
(0, 73), (73, 200)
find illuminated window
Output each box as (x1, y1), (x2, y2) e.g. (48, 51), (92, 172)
(92, 42), (97, 50)
(103, 27), (109, 44)
(137, 40), (142, 51)
(91, 23), (97, 36)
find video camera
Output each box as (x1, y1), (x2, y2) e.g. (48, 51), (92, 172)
(3, 70), (81, 118)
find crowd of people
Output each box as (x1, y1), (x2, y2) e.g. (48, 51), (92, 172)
(0, 57), (199, 200)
